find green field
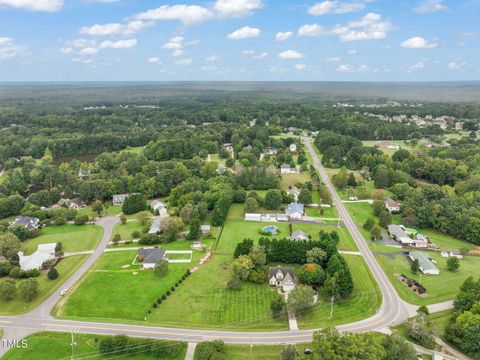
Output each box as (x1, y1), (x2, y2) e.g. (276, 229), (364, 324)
(422, 230), (477, 251)
(23, 224), (103, 254)
(120, 146), (145, 155)
(362, 140), (418, 156)
(111, 220), (146, 241)
(219, 344), (298, 359)
(58, 246), (197, 322)
(3, 332), (186, 360)
(298, 254), (381, 329)
(104, 205), (122, 216)
(0, 255), (88, 315)
(280, 173), (311, 190)
(376, 251), (480, 305)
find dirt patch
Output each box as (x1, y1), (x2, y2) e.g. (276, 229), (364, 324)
(397, 273), (428, 297)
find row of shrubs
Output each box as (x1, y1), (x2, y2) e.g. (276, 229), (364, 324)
(99, 335), (185, 358)
(147, 270), (191, 314)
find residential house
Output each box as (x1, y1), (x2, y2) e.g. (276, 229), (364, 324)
(269, 266), (297, 292)
(150, 200), (168, 216)
(244, 213), (262, 222)
(18, 243), (56, 271)
(112, 194), (129, 205)
(289, 143), (297, 152)
(408, 251), (440, 275)
(385, 198), (400, 213)
(265, 148), (278, 156)
(249, 118), (257, 127)
(388, 224), (414, 245)
(148, 217), (162, 234)
(286, 203), (304, 220)
(290, 230), (309, 241)
(56, 198), (85, 210)
(137, 248), (167, 269)
(200, 225), (211, 234)
(10, 216), (41, 230)
(280, 164), (298, 175)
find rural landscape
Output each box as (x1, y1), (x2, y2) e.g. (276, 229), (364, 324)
(1, 0), (480, 359)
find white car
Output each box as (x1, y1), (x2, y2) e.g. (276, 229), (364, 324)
(59, 289), (68, 296)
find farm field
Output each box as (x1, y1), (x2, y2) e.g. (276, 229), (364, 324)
(376, 251), (480, 305)
(0, 255), (88, 315)
(3, 332), (186, 360)
(23, 224), (103, 254)
(298, 254), (381, 329)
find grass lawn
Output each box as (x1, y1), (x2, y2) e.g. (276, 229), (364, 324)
(120, 146), (145, 155)
(3, 332), (186, 360)
(77, 206), (96, 218)
(23, 224), (103, 254)
(376, 251), (480, 305)
(305, 205), (338, 218)
(0, 255), (88, 315)
(430, 309), (453, 334)
(111, 220), (146, 241)
(298, 254), (382, 329)
(362, 140), (418, 156)
(220, 344), (298, 359)
(422, 230), (476, 251)
(280, 173), (311, 191)
(104, 205), (122, 216)
(58, 247), (197, 322)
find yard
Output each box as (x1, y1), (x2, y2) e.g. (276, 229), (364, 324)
(3, 332), (186, 360)
(110, 220), (146, 241)
(298, 254), (382, 329)
(217, 344), (289, 359)
(376, 251), (480, 305)
(23, 224), (103, 254)
(361, 140), (418, 156)
(0, 255), (88, 315)
(280, 173), (311, 191)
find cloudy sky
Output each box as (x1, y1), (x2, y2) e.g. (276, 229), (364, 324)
(0, 0), (479, 81)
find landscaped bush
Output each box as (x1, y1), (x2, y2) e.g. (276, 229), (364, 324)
(153, 303), (158, 308)
(131, 230), (141, 238)
(196, 340), (225, 360)
(47, 267), (59, 280)
(170, 286), (175, 292)
(166, 290), (171, 296)
(162, 294), (167, 300)
(74, 214), (89, 225)
(227, 278), (242, 290)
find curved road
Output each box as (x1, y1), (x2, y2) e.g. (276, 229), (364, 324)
(1, 142), (453, 357)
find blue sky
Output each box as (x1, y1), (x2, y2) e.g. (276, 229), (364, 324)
(0, 0), (478, 81)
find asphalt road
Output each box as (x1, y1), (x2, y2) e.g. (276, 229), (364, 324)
(0, 143), (454, 358)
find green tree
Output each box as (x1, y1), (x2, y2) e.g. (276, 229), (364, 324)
(91, 199), (104, 215)
(332, 167), (349, 189)
(411, 259), (420, 274)
(249, 245), (266, 267)
(306, 247), (327, 265)
(187, 217), (201, 240)
(372, 199), (385, 216)
(74, 214), (89, 225)
(154, 259), (169, 277)
(120, 214), (127, 224)
(196, 340), (225, 360)
(47, 267), (59, 280)
(0, 233), (22, 259)
(378, 210), (391, 228)
(18, 278), (39, 302)
(231, 255), (254, 281)
(122, 194), (147, 215)
(0, 279), (17, 301)
(244, 197), (258, 213)
(265, 189), (283, 210)
(234, 238), (254, 258)
(9, 225), (30, 242)
(270, 293), (286, 318)
(363, 218), (375, 231)
(371, 225), (382, 240)
(447, 256), (460, 272)
(347, 173), (357, 187)
(281, 345), (297, 360)
(382, 334), (417, 360)
(287, 284), (314, 315)
(298, 263), (326, 287)
(298, 187), (312, 204)
(405, 314), (437, 349)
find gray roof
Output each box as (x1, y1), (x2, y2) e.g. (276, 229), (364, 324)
(409, 251), (439, 273)
(281, 164), (291, 169)
(388, 224), (407, 238)
(385, 198), (400, 207)
(286, 203), (304, 215)
(138, 248), (166, 264)
(149, 217), (162, 234)
(11, 216), (40, 230)
(268, 265), (295, 279)
(290, 230), (309, 241)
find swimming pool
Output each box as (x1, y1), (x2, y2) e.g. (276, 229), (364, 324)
(263, 225), (278, 234)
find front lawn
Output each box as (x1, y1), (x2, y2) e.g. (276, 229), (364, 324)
(280, 173), (311, 190)
(376, 251), (480, 305)
(298, 254), (382, 329)
(3, 332), (186, 360)
(221, 344), (285, 359)
(23, 224), (103, 254)
(0, 255), (88, 315)
(111, 220), (146, 241)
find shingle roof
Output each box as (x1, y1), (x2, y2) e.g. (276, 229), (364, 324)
(268, 265), (295, 279)
(409, 251), (439, 273)
(286, 203), (304, 214)
(138, 248), (166, 264)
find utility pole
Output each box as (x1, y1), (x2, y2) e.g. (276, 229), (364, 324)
(70, 330), (77, 360)
(330, 296), (335, 319)
(249, 344), (253, 360)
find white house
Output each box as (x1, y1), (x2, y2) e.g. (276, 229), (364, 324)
(148, 217), (162, 234)
(269, 266), (296, 292)
(408, 251), (440, 275)
(280, 164), (299, 175)
(245, 213), (262, 222)
(388, 224), (414, 245)
(112, 194), (129, 205)
(200, 225), (211, 234)
(286, 203), (304, 220)
(289, 143), (297, 152)
(150, 200), (168, 215)
(385, 198), (400, 213)
(18, 243), (56, 271)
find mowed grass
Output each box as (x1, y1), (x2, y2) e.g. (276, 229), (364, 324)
(305, 205), (338, 218)
(23, 224), (103, 254)
(376, 251), (480, 305)
(3, 332), (186, 360)
(220, 344), (291, 359)
(111, 220), (146, 240)
(0, 255), (88, 315)
(59, 249), (196, 322)
(422, 229), (477, 251)
(280, 173), (311, 191)
(298, 254), (381, 329)
(362, 140), (417, 156)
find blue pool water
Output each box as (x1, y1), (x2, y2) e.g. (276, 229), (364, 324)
(263, 226), (278, 234)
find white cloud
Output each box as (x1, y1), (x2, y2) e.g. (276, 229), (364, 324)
(448, 61), (465, 70)
(0, 0), (62, 12)
(295, 63), (306, 70)
(401, 36), (437, 49)
(414, 0), (447, 14)
(253, 52), (268, 59)
(308, 1), (365, 16)
(80, 21), (152, 36)
(59, 47), (73, 55)
(340, 13), (393, 41)
(206, 55), (221, 62)
(278, 50), (303, 59)
(78, 47), (98, 55)
(214, 0), (262, 18)
(134, 5), (214, 25)
(298, 23), (324, 37)
(348, 49), (358, 55)
(99, 39), (137, 49)
(358, 64), (370, 73)
(0, 37), (23, 60)
(148, 57), (161, 64)
(163, 36), (185, 57)
(327, 57), (341, 62)
(407, 61), (425, 72)
(174, 58), (193, 65)
(275, 31), (293, 41)
(336, 64), (353, 72)
(83, 0), (119, 3)
(227, 26), (261, 40)
(241, 50), (267, 59)
(65, 38), (96, 48)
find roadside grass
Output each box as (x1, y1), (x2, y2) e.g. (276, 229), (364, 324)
(429, 309), (453, 334)
(221, 344), (296, 359)
(110, 220), (146, 241)
(298, 254), (381, 329)
(23, 224), (103, 254)
(305, 205), (338, 218)
(344, 202), (401, 239)
(0, 255), (88, 315)
(3, 332), (186, 360)
(280, 173), (311, 191)
(369, 243), (403, 253)
(59, 247), (198, 321)
(104, 205), (122, 216)
(376, 251), (480, 305)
